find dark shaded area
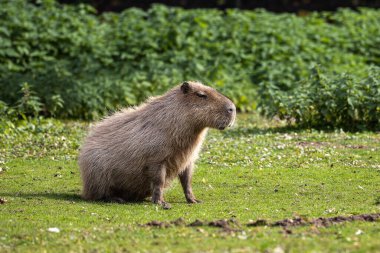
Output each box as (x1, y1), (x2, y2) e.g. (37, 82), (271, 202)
(0, 192), (84, 202)
(58, 0), (380, 12)
(0, 192), (191, 205)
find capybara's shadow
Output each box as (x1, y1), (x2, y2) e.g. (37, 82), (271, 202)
(0, 192), (84, 202)
(0, 192), (188, 205)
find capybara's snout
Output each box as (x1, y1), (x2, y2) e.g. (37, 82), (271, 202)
(217, 101), (236, 130)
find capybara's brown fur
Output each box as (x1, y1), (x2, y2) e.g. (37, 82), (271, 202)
(78, 81), (236, 208)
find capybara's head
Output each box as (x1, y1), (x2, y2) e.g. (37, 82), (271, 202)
(178, 81), (236, 130)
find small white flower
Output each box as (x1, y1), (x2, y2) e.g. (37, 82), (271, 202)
(355, 229), (363, 235)
(47, 227), (60, 233)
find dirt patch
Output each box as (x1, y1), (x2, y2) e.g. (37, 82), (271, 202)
(187, 218), (242, 232)
(247, 213), (380, 228)
(141, 213), (380, 231)
(143, 218), (241, 232)
(272, 217), (309, 227)
(312, 213), (380, 227)
(142, 220), (171, 228)
(246, 219), (268, 227)
(207, 219), (242, 233)
(188, 219), (204, 226)
(142, 218), (186, 228)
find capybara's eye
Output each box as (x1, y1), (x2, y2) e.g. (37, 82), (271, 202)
(196, 91), (208, 99)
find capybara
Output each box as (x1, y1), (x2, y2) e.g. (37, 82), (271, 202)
(78, 81), (236, 208)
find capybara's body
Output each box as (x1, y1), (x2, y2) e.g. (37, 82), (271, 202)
(79, 81), (236, 207)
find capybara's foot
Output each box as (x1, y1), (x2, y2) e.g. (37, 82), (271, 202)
(186, 198), (202, 204)
(152, 198), (171, 209)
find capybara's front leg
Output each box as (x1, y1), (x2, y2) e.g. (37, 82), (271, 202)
(151, 164), (171, 209)
(179, 163), (201, 204)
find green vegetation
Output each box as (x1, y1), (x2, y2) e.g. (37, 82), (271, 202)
(265, 67), (380, 130)
(1, 115), (380, 252)
(0, 0), (379, 129)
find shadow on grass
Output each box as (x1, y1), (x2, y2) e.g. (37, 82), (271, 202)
(0, 192), (83, 202)
(0, 192), (188, 205)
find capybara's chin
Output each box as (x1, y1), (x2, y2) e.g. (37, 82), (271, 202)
(78, 81), (236, 208)
(212, 110), (236, 130)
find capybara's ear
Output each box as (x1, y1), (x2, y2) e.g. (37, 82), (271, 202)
(181, 82), (191, 94)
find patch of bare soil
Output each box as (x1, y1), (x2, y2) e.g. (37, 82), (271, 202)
(141, 218), (185, 228)
(312, 213), (380, 227)
(208, 219), (242, 233)
(272, 217), (308, 227)
(188, 219), (242, 232)
(188, 219), (204, 226)
(141, 213), (380, 231)
(143, 218), (241, 232)
(142, 220), (170, 228)
(247, 213), (380, 228)
(246, 219), (268, 227)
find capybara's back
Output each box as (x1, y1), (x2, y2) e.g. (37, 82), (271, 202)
(78, 81), (236, 207)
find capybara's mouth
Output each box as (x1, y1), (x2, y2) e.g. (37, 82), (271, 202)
(216, 113), (235, 130)
(217, 120), (234, 130)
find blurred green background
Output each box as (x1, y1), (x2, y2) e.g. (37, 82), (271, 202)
(0, 0), (379, 129)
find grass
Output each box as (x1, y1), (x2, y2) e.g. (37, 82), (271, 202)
(1, 114), (380, 252)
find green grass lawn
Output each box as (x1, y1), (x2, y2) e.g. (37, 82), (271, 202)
(1, 114), (380, 252)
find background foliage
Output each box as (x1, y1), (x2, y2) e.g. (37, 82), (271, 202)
(0, 0), (379, 129)
(266, 67), (380, 130)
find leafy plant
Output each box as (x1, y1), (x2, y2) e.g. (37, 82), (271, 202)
(16, 82), (43, 119)
(267, 67), (380, 130)
(0, 83), (61, 135)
